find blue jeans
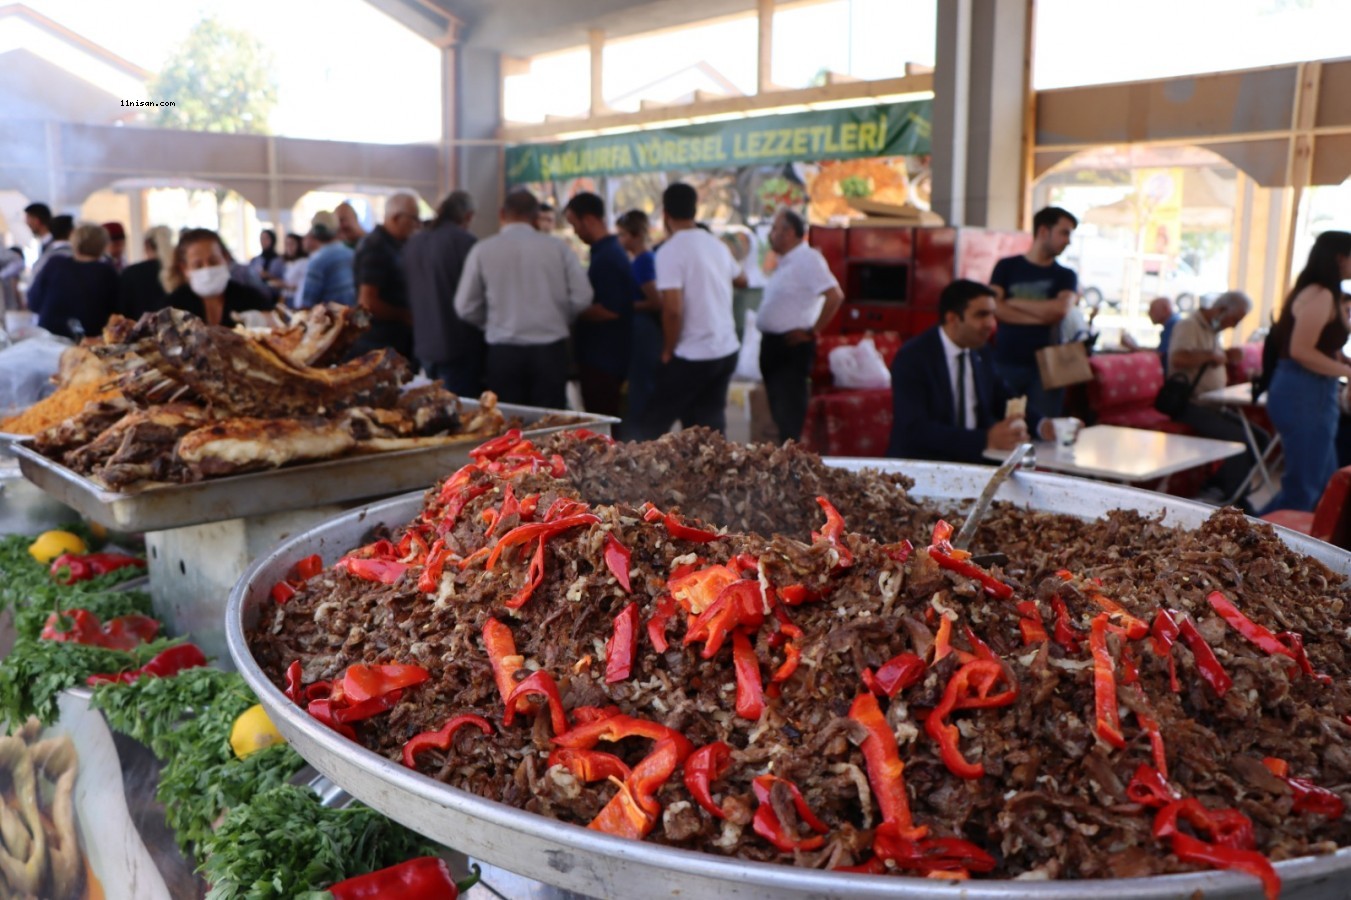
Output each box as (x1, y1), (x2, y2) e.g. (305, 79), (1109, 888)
(993, 362), (1064, 418)
(1260, 359), (1339, 514)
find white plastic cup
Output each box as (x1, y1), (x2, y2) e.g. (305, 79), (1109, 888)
(1051, 417), (1080, 448)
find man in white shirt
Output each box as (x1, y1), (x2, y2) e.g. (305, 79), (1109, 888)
(453, 189), (593, 409)
(756, 209), (844, 442)
(634, 183), (745, 439)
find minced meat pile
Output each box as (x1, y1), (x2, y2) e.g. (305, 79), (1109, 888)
(247, 428), (1351, 892)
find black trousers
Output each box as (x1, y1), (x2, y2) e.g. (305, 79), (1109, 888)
(1178, 402), (1269, 500)
(426, 356), (485, 399)
(578, 364), (624, 419)
(634, 352), (738, 440)
(759, 332), (815, 443)
(485, 339), (569, 410)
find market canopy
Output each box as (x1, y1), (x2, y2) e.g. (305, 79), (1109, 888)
(505, 99), (932, 184)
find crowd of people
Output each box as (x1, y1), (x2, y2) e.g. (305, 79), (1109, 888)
(9, 192), (1350, 516)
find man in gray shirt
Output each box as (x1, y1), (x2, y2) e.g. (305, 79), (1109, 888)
(453, 189), (592, 409)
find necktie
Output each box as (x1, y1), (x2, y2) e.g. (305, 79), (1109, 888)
(956, 351), (968, 429)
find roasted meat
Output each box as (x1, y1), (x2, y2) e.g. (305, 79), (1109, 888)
(63, 403), (211, 489)
(260, 303), (370, 367)
(177, 416), (356, 477)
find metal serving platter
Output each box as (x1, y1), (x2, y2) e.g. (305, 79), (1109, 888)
(227, 460), (1351, 899)
(10, 401), (616, 532)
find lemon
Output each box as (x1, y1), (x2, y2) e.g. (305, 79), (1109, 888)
(230, 704), (286, 759)
(29, 530), (87, 564)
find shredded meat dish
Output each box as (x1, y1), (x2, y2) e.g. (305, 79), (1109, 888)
(247, 429), (1350, 892)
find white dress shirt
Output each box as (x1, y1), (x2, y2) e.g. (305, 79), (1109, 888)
(938, 327), (978, 429)
(454, 223), (593, 345)
(654, 228), (741, 361)
(756, 242), (840, 334)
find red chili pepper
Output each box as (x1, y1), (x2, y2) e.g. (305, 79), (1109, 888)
(417, 540), (451, 594)
(284, 660), (305, 704)
(1168, 833), (1280, 900)
(776, 583), (822, 606)
(1119, 644), (1140, 686)
(646, 594), (677, 653)
(549, 748), (631, 783)
(1087, 590), (1149, 640)
(487, 514), (600, 570)
(1274, 630), (1332, 685)
(341, 664), (429, 704)
(294, 553), (323, 580)
(469, 428), (524, 461)
(335, 556), (409, 585)
(438, 483), (492, 533)
(304, 699), (356, 740)
(1176, 616), (1233, 697)
(870, 823), (997, 877)
(401, 713), (493, 769)
(812, 496), (854, 570)
(483, 618), (532, 714)
(567, 720), (693, 840)
(605, 602), (639, 684)
(1262, 757), (1347, 818)
(1150, 608), (1182, 692)
(1128, 691), (1169, 777)
(927, 548), (1014, 600)
(518, 493), (540, 519)
(668, 564), (738, 614)
(589, 780), (654, 839)
(87, 643), (208, 686)
(751, 774), (828, 852)
(564, 428), (614, 444)
(885, 539), (914, 564)
(848, 693), (926, 839)
(503, 669), (569, 736)
(860, 652), (926, 698)
(325, 855), (480, 900)
(685, 579), (764, 658)
(552, 713), (680, 751)
(926, 659), (1014, 779)
(769, 622), (804, 684)
(931, 520), (954, 547)
(40, 609), (159, 651)
(1126, 764), (1179, 807)
(48, 552), (146, 585)
(570, 705), (621, 725)
(1050, 596), (1085, 652)
(1154, 798), (1256, 850)
(603, 534), (632, 593)
(661, 512), (719, 543)
(504, 536), (548, 610)
(732, 630), (765, 720)
(1089, 613), (1127, 750)
(271, 580), (297, 605)
(683, 742), (732, 819)
(330, 691), (403, 725)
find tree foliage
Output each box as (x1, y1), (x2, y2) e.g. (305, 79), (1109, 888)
(148, 16), (278, 134)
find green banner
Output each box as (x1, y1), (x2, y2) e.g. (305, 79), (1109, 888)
(505, 99), (932, 185)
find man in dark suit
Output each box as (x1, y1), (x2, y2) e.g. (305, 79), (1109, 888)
(889, 279), (1060, 463)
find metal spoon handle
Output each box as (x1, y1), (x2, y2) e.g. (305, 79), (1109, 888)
(953, 442), (1033, 551)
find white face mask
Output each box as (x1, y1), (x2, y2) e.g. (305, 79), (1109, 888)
(188, 264), (230, 297)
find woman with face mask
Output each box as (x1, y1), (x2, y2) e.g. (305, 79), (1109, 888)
(163, 228), (273, 327)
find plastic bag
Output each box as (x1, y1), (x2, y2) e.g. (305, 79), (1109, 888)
(735, 309), (763, 382)
(828, 337), (891, 390)
(0, 332), (72, 418)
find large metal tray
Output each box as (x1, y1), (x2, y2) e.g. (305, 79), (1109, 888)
(11, 401), (616, 532)
(226, 461), (1351, 899)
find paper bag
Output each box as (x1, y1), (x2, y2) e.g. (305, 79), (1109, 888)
(1035, 341), (1093, 390)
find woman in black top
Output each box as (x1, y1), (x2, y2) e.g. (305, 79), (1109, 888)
(117, 225), (172, 320)
(1259, 230), (1351, 513)
(27, 223), (117, 339)
(165, 228), (273, 327)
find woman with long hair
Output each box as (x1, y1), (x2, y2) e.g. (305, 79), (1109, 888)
(1260, 230), (1351, 513)
(165, 228), (272, 327)
(280, 232), (309, 309)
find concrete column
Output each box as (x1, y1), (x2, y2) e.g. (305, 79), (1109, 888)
(457, 47), (503, 237)
(931, 0), (1030, 229)
(440, 43), (458, 200)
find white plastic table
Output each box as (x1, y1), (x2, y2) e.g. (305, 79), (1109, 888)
(983, 424), (1246, 484)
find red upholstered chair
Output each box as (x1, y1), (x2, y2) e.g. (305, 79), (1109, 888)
(1262, 466), (1351, 549)
(1226, 343), (1263, 385)
(1086, 351), (1193, 435)
(801, 331), (903, 457)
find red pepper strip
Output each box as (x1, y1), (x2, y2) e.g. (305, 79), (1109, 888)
(1087, 591), (1149, 640)
(335, 556), (409, 585)
(777, 583), (822, 606)
(931, 519), (954, 548)
(1150, 609), (1182, 693)
(549, 748), (631, 783)
(518, 493), (540, 519)
(305, 699), (357, 740)
(952, 660), (1018, 709)
(1262, 757), (1347, 818)
(504, 537), (547, 610)
(483, 618), (533, 714)
(667, 563), (736, 614)
(87, 643), (209, 686)
(438, 483), (492, 533)
(1019, 617), (1049, 645)
(1126, 765), (1179, 807)
(503, 669), (569, 736)
(1275, 630), (1333, 685)
(1207, 591), (1296, 658)
(486, 514), (600, 570)
(552, 713), (680, 751)
(683, 742), (732, 819)
(1119, 644), (1140, 686)
(1089, 613), (1127, 750)
(49, 552), (146, 585)
(605, 602), (640, 683)
(861, 652), (927, 698)
(730, 552), (760, 574)
(871, 824), (997, 877)
(489, 485), (520, 537)
(589, 780), (655, 839)
(1132, 697), (1168, 777)
(457, 546), (490, 571)
(565, 427), (615, 444)
(603, 534), (632, 593)
(329, 691), (402, 725)
(271, 580), (297, 605)
(417, 540), (451, 594)
(1050, 596), (1085, 652)
(646, 594), (677, 653)
(571, 705), (621, 725)
(469, 428), (524, 460)
(628, 735), (693, 815)
(326, 855), (479, 900)
(925, 661), (995, 779)
(732, 630), (765, 720)
(885, 539), (914, 564)
(341, 664), (430, 704)
(284, 661), (305, 704)
(849, 693), (927, 839)
(660, 512), (719, 543)
(964, 626), (998, 662)
(401, 713), (493, 769)
(751, 774), (828, 852)
(812, 496), (855, 569)
(295, 553), (323, 580)
(396, 530), (431, 564)
(770, 623), (804, 684)
(1154, 798), (1256, 851)
(1176, 617), (1233, 697)
(1169, 833), (1280, 900)
(927, 548), (1014, 600)
(685, 580), (764, 658)
(931, 615), (955, 663)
